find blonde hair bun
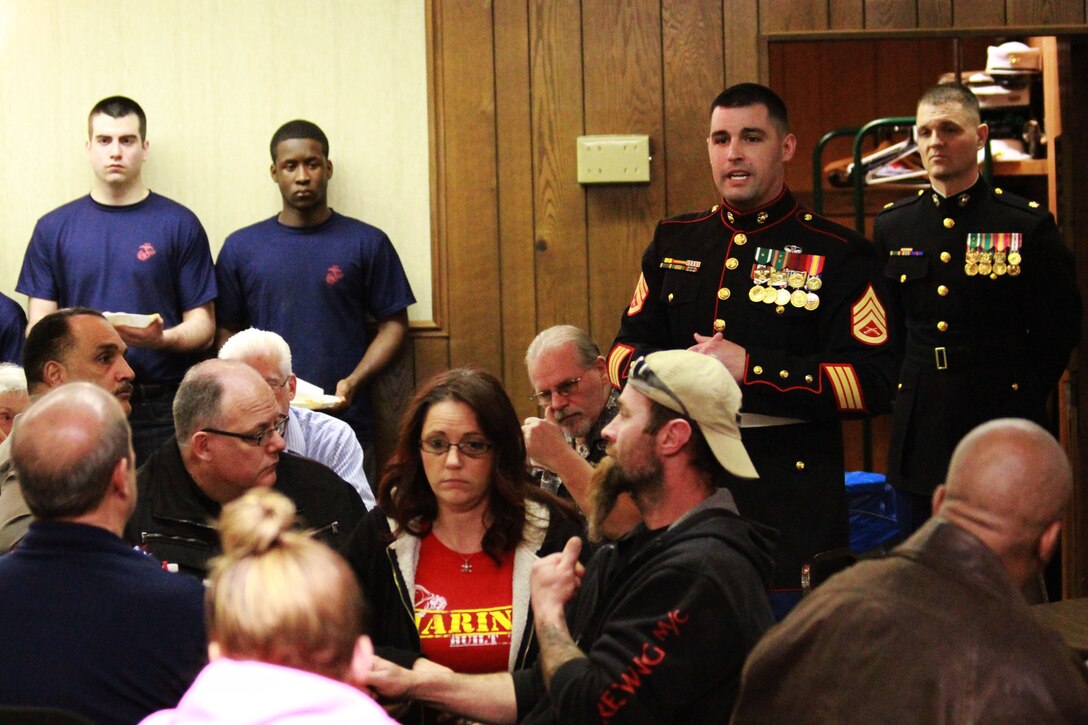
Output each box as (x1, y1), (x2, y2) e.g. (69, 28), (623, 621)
(219, 488), (299, 558)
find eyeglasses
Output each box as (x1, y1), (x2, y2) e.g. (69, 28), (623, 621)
(265, 376), (290, 390)
(202, 414), (288, 447)
(420, 437), (493, 458)
(530, 374), (585, 406)
(629, 356), (690, 418)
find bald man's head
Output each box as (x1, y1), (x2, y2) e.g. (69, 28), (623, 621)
(11, 382), (132, 520)
(936, 418), (1070, 585)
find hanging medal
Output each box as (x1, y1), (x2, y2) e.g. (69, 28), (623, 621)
(965, 234), (980, 277)
(1007, 233), (1023, 276)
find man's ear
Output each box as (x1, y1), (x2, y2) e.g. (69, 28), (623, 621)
(931, 484), (947, 518)
(287, 374), (298, 401)
(1038, 519), (1062, 565)
(42, 360), (67, 388)
(190, 431), (214, 462)
(656, 418), (693, 458)
(110, 456), (132, 501)
(976, 122), (990, 149)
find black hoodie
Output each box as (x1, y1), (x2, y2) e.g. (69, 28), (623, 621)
(515, 489), (776, 724)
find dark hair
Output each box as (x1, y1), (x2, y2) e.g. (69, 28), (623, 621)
(710, 83), (789, 133)
(918, 82), (981, 123)
(23, 307), (106, 390)
(270, 120), (330, 161)
(88, 96), (147, 140)
(645, 401), (720, 480)
(378, 368), (570, 564)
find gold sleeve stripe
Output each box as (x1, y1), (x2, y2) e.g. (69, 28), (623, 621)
(626, 274), (649, 316)
(824, 364), (864, 412)
(608, 344), (634, 389)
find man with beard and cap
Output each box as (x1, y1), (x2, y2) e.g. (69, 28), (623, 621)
(0, 307), (136, 552)
(366, 349), (775, 723)
(523, 325), (638, 537)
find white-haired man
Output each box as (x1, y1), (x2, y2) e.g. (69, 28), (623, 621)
(219, 327), (373, 507)
(0, 363), (29, 443)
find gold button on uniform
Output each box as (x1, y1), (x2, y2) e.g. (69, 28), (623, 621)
(1011, 383), (1019, 391)
(943, 218), (955, 229)
(900, 274), (907, 283)
(897, 382), (903, 390)
(753, 366), (763, 375)
(795, 461), (805, 471)
(803, 213), (813, 221)
(937, 285), (948, 296)
(668, 293), (674, 302)
(940, 252), (951, 263)
(713, 319), (726, 332)
(726, 258), (739, 270)
(779, 370), (789, 379)
(805, 375), (814, 383)
(718, 288), (730, 300)
(937, 321), (948, 332)
(775, 306), (785, 314)
(733, 233), (747, 245)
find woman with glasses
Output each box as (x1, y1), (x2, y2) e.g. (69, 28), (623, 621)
(341, 368), (584, 721)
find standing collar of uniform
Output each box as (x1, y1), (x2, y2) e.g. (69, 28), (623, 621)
(716, 186), (798, 232)
(928, 175), (988, 212)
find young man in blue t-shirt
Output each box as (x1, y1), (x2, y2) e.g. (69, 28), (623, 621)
(215, 120), (415, 486)
(17, 96), (217, 464)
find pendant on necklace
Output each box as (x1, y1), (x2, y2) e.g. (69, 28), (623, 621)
(460, 557), (473, 574)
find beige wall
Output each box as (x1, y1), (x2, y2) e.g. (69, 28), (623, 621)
(0, 0), (433, 321)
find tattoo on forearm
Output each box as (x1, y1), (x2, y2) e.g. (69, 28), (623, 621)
(539, 620), (586, 687)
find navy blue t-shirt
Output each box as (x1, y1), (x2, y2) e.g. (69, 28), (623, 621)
(0, 292), (26, 364)
(216, 212), (415, 440)
(16, 193), (217, 383)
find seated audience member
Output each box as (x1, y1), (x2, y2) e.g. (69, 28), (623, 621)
(0, 363), (29, 442)
(0, 383), (205, 724)
(0, 307), (136, 552)
(126, 358), (364, 578)
(341, 368), (585, 720)
(522, 325), (638, 537)
(731, 418), (1088, 723)
(368, 351), (775, 723)
(219, 327), (374, 507)
(0, 291), (26, 364)
(140, 488), (394, 724)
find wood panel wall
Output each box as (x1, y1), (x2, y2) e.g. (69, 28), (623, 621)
(380, 3), (1088, 594)
(379, 0), (1085, 446)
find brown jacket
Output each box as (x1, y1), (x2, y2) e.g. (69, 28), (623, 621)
(731, 519), (1088, 724)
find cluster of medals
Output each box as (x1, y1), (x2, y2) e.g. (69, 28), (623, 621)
(748, 245), (824, 310)
(965, 232), (1022, 277)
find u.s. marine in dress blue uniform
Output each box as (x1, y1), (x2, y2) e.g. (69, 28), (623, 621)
(609, 187), (897, 595)
(874, 177), (1080, 501)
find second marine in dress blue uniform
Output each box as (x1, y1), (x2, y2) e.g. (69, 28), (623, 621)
(610, 187), (897, 594)
(874, 177), (1080, 498)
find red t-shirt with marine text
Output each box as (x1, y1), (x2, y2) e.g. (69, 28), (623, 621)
(414, 534), (515, 673)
